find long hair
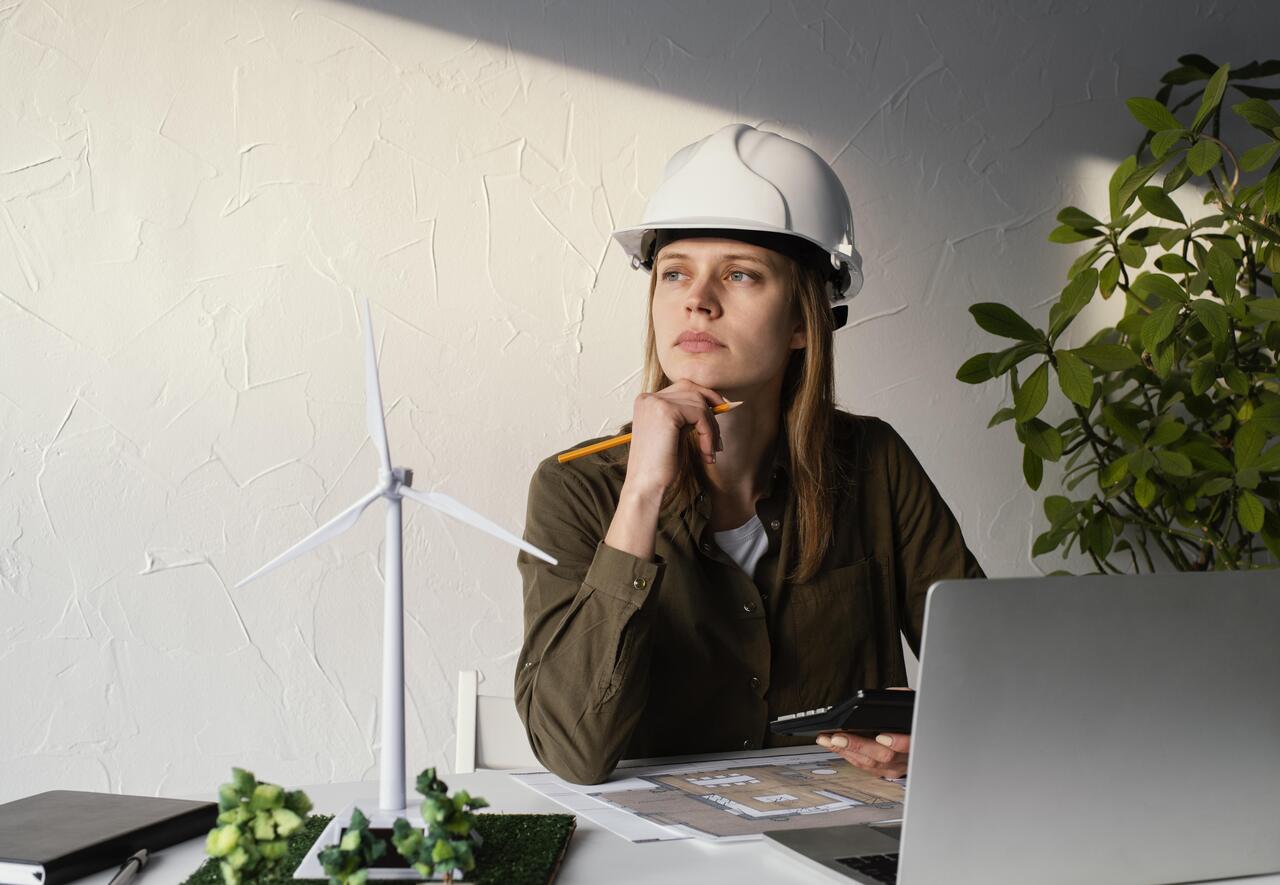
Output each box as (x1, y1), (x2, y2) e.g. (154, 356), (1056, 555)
(611, 254), (844, 584)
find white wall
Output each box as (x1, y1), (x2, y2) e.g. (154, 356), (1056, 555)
(1, 0), (1269, 802)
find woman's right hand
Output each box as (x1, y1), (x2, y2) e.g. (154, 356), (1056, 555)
(624, 379), (727, 494)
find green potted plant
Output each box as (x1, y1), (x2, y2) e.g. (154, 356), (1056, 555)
(958, 54), (1280, 573)
(204, 768), (314, 885)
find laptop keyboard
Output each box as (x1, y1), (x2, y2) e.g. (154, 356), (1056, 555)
(836, 852), (899, 884)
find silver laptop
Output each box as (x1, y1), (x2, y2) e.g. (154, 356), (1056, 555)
(765, 570), (1280, 884)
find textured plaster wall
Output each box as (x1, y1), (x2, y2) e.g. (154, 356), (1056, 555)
(0, 0), (1271, 802)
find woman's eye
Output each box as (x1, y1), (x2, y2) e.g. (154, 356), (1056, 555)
(728, 270), (756, 282)
(661, 270), (686, 282)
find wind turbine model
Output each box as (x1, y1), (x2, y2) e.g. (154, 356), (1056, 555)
(237, 300), (557, 824)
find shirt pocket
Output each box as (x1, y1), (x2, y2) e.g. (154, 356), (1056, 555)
(785, 556), (878, 707)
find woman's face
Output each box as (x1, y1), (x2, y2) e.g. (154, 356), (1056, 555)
(651, 237), (806, 396)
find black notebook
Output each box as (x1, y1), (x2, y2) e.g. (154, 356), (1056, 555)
(0, 791), (217, 885)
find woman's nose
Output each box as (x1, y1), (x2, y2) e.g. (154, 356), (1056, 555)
(683, 277), (722, 317)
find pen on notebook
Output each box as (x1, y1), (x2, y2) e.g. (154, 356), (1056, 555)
(107, 848), (149, 885)
(557, 400), (743, 463)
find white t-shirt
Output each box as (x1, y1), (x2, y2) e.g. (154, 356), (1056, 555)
(712, 513), (770, 580)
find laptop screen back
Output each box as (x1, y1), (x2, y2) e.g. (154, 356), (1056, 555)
(898, 571), (1280, 885)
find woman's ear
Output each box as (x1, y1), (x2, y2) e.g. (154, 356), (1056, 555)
(790, 321), (807, 350)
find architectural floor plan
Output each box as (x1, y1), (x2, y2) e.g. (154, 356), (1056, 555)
(512, 749), (906, 842)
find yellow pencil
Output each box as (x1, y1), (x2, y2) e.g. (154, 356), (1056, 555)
(557, 400), (744, 463)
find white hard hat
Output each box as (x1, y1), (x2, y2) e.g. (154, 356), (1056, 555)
(612, 123), (864, 329)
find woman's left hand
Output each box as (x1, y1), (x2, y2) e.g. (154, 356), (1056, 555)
(816, 731), (910, 779)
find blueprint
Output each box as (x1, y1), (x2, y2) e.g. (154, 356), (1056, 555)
(510, 749), (905, 842)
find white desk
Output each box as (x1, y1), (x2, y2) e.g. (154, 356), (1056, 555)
(74, 771), (1280, 884)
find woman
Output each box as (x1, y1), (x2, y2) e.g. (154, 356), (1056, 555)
(515, 124), (984, 785)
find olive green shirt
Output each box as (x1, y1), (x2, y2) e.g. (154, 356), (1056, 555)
(514, 410), (985, 785)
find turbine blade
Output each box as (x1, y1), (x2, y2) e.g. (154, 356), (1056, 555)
(401, 487), (559, 566)
(363, 299), (393, 476)
(236, 487), (384, 588)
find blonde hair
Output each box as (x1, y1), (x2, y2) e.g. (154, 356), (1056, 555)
(612, 254), (845, 584)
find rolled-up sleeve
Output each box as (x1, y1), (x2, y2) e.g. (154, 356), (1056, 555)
(514, 458), (665, 784)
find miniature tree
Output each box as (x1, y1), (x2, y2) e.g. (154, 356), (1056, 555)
(391, 768), (489, 884)
(317, 806), (387, 885)
(204, 768), (313, 885)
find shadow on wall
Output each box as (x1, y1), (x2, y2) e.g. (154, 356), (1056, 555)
(332, 0), (1274, 363)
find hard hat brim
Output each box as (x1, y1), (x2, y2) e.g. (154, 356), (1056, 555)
(612, 220), (863, 300)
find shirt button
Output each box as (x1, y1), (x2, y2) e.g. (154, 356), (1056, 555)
(632, 576), (647, 590)
(743, 739), (753, 750)
(742, 601), (757, 613)
(769, 519), (781, 531)
(750, 676), (761, 690)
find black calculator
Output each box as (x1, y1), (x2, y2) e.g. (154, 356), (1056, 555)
(769, 689), (915, 736)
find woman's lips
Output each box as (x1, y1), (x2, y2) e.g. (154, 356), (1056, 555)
(678, 339), (722, 353)
(676, 332), (724, 353)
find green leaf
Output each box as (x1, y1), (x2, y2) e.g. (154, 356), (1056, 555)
(970, 303), (1042, 341)
(1238, 490), (1265, 533)
(1066, 243), (1106, 281)
(1020, 418), (1064, 461)
(1044, 495), (1075, 527)
(957, 352), (996, 384)
(1164, 157), (1192, 192)
(1182, 441), (1234, 473)
(1134, 475), (1157, 508)
(1248, 298), (1280, 322)
(1117, 159), (1166, 213)
(987, 407), (1016, 428)
(1049, 225), (1101, 243)
(1196, 476), (1233, 497)
(989, 342), (1043, 375)
(1100, 456), (1130, 488)
(1234, 421), (1267, 470)
(1224, 366), (1250, 396)
(1187, 139), (1222, 175)
(1023, 446), (1043, 491)
(1148, 420), (1187, 446)
(1205, 245), (1237, 300)
(1155, 449), (1194, 477)
(1189, 298), (1230, 342)
(1014, 362), (1050, 422)
(1128, 97), (1182, 132)
(1240, 141), (1280, 172)
(1056, 206), (1102, 229)
(1054, 349), (1094, 408)
(1151, 339), (1176, 377)
(1031, 529), (1062, 557)
(1049, 268), (1099, 339)
(1232, 98), (1280, 135)
(1254, 445), (1280, 473)
(1150, 128), (1186, 159)
(1154, 253), (1196, 274)
(1190, 361), (1217, 395)
(1084, 512), (1114, 559)
(1118, 241), (1146, 268)
(1109, 156), (1138, 218)
(1073, 344), (1139, 371)
(1099, 256), (1121, 297)
(1131, 272), (1187, 304)
(1137, 186), (1185, 224)
(1265, 169), (1280, 216)
(1191, 64), (1230, 132)
(1140, 302), (1182, 351)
